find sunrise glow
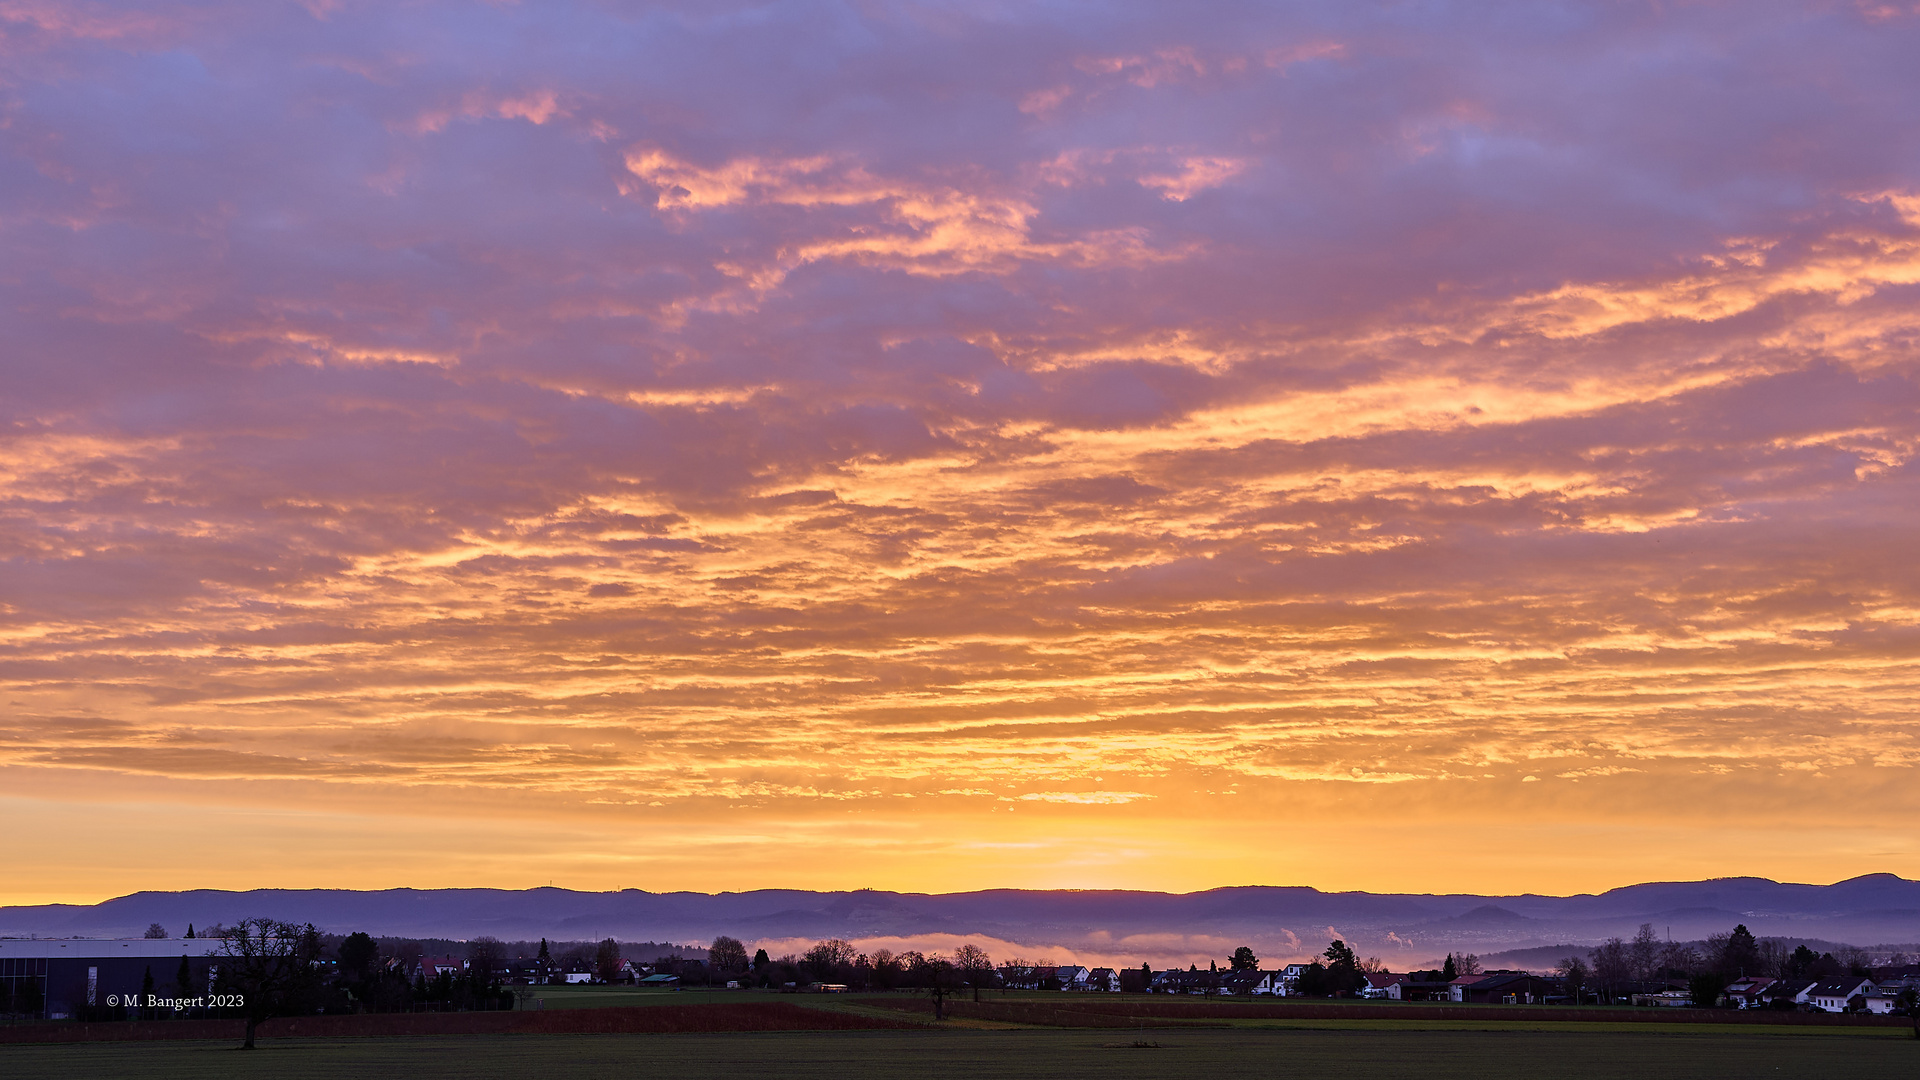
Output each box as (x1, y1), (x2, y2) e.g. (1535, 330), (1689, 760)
(4, 1), (1919, 906)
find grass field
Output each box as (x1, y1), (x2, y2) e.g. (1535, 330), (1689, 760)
(4, 1024), (1917, 1080)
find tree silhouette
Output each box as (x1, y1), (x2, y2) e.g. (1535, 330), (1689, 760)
(593, 938), (623, 984)
(1556, 956), (1589, 1004)
(339, 932), (377, 987)
(1323, 940), (1365, 996)
(921, 958), (957, 1020)
(216, 919), (324, 1050)
(952, 944), (993, 1002)
(709, 935), (749, 976)
(1230, 946), (1258, 971)
(1719, 925), (1760, 979)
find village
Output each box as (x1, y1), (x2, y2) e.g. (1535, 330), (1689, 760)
(389, 930), (1920, 1018)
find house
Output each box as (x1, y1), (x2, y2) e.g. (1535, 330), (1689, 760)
(1250, 970), (1289, 996)
(418, 956), (466, 981)
(1446, 975), (1486, 1002)
(1862, 988), (1903, 1015)
(1148, 969), (1186, 994)
(1755, 978), (1811, 1007)
(1269, 964), (1312, 996)
(1086, 967), (1121, 992)
(1389, 977), (1453, 1002)
(998, 965), (1057, 990)
(1862, 977), (1917, 1014)
(1721, 976), (1775, 1009)
(1805, 978), (1875, 1013)
(1457, 973), (1555, 1005)
(1056, 966), (1092, 990)
(1360, 973), (1403, 1000)
(1152, 968), (1224, 995)
(502, 958), (553, 985)
(1221, 970), (1264, 996)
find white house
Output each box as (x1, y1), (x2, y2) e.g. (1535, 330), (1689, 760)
(1804, 978), (1875, 1012)
(1360, 973), (1402, 999)
(1862, 978), (1917, 1015)
(1250, 970), (1289, 995)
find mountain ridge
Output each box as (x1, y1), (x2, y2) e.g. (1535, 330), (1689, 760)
(4, 876), (1917, 965)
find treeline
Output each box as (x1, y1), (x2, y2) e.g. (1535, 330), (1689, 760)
(1556, 923), (1896, 1005)
(704, 936), (977, 990)
(121, 919), (718, 1045)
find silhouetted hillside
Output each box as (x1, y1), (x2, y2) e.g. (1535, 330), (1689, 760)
(4, 876), (1915, 965)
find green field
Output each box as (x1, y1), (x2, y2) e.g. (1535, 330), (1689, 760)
(4, 1025), (1916, 1080)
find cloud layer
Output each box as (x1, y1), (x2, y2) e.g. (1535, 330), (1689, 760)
(5, 0), (1920, 901)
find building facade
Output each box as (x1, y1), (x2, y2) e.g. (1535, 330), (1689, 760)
(0, 938), (225, 1020)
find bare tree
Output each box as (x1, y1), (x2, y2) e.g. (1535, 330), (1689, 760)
(1630, 923), (1660, 980)
(870, 948), (900, 989)
(1659, 939), (1700, 978)
(1589, 938), (1630, 1003)
(593, 938), (623, 984)
(468, 937), (505, 989)
(1455, 953), (1482, 976)
(952, 943), (993, 1002)
(803, 938), (858, 983)
(1757, 938), (1790, 979)
(921, 957), (957, 1020)
(1556, 956), (1589, 1004)
(144, 923), (168, 940)
(708, 935), (749, 975)
(217, 918), (324, 1050)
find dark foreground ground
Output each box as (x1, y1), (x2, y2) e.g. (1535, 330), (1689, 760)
(4, 1025), (1917, 1080)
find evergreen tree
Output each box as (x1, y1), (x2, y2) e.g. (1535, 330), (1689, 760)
(339, 932), (378, 988)
(185, 924), (196, 939)
(1294, 962), (1330, 997)
(1785, 944), (1817, 978)
(176, 955), (195, 998)
(1720, 924), (1760, 978)
(1442, 954), (1457, 981)
(140, 966), (154, 1017)
(1323, 940), (1365, 996)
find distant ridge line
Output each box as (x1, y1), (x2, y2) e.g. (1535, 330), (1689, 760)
(2, 876), (1916, 963)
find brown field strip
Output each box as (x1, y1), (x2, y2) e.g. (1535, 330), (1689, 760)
(867, 997), (1913, 1030)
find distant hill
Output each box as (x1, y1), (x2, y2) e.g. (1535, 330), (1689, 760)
(3, 876), (1916, 967)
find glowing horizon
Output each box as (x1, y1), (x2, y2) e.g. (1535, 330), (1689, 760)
(5, 1), (1920, 907)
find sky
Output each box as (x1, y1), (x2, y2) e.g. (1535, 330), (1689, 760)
(4, 0), (1920, 907)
